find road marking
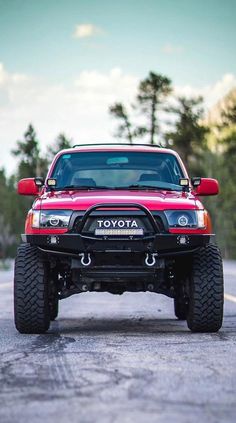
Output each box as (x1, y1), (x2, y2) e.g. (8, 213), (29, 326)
(224, 293), (236, 304)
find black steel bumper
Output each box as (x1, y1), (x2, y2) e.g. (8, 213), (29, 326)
(22, 233), (214, 258)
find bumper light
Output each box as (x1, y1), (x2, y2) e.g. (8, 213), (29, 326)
(95, 228), (144, 236)
(50, 236), (58, 244)
(177, 235), (190, 245)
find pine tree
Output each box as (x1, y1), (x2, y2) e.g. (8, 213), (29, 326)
(47, 133), (72, 161)
(12, 124), (42, 178)
(109, 103), (133, 143)
(165, 96), (208, 174)
(109, 72), (172, 145)
(135, 72), (172, 144)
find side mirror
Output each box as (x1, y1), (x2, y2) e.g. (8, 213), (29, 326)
(194, 178), (219, 196)
(18, 178), (43, 196)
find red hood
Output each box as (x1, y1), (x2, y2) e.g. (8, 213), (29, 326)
(35, 189), (202, 211)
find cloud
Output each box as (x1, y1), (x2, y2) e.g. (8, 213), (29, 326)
(162, 43), (184, 54)
(0, 64), (137, 174)
(175, 73), (236, 109)
(73, 24), (103, 39)
(74, 68), (138, 98)
(0, 62), (235, 175)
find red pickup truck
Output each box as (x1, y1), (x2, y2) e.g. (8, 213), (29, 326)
(14, 144), (224, 334)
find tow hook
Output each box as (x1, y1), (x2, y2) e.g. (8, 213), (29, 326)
(79, 253), (91, 267)
(145, 252), (158, 267)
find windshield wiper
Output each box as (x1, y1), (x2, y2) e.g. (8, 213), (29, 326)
(115, 184), (175, 191)
(52, 184), (176, 192)
(54, 185), (112, 191)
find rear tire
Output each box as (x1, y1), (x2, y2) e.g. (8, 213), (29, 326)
(14, 243), (50, 334)
(187, 244), (224, 333)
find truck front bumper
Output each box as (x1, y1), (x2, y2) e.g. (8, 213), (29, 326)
(22, 233), (214, 258)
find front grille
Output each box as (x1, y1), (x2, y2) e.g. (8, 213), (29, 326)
(70, 212), (166, 235)
(154, 216), (165, 233)
(70, 216), (82, 233)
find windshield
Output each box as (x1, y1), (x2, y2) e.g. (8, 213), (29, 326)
(50, 151), (184, 191)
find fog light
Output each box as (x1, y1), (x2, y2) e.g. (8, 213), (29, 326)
(179, 236), (186, 245)
(179, 178), (189, 187)
(47, 178), (57, 187)
(177, 235), (189, 245)
(50, 236), (58, 244)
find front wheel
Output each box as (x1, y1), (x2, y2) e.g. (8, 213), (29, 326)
(14, 244), (50, 334)
(187, 244), (224, 333)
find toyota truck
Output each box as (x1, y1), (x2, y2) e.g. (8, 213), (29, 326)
(14, 144), (224, 333)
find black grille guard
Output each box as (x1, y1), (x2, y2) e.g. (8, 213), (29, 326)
(75, 203), (160, 236)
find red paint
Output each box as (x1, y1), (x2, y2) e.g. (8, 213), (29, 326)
(195, 178), (219, 196)
(38, 190), (199, 211)
(18, 178), (40, 196)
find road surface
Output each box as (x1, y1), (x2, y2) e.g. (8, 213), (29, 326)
(0, 261), (236, 423)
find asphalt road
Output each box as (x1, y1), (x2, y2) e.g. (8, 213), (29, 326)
(0, 261), (236, 423)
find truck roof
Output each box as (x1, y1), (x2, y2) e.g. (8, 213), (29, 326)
(48, 143), (186, 178)
(57, 143), (177, 156)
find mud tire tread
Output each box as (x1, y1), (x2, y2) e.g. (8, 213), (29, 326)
(187, 244), (224, 333)
(14, 243), (50, 334)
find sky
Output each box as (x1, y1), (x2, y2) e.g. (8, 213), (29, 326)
(0, 0), (236, 173)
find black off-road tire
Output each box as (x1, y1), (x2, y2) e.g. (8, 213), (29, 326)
(187, 244), (224, 333)
(174, 298), (188, 320)
(14, 243), (50, 334)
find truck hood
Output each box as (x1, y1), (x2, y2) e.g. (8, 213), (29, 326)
(36, 189), (202, 211)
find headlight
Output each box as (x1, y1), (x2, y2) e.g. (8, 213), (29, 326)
(32, 210), (72, 228)
(164, 210), (205, 229)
